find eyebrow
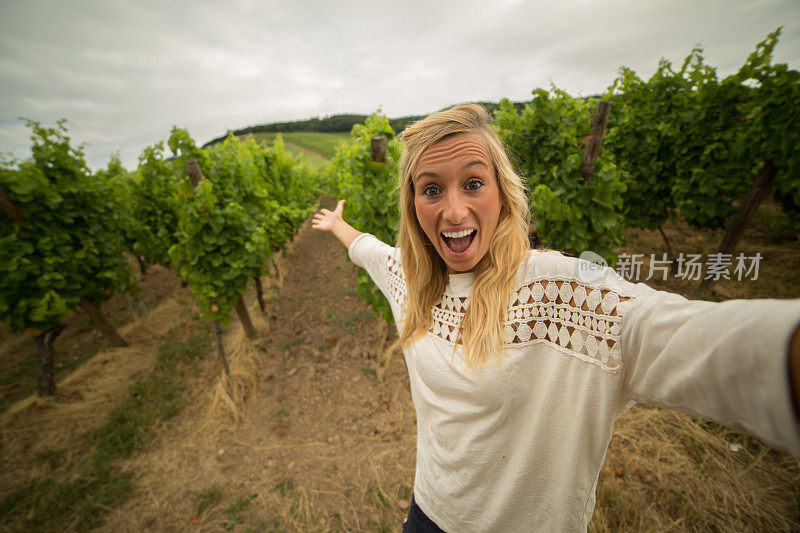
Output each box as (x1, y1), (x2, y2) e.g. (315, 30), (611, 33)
(462, 160), (489, 171)
(414, 160), (490, 182)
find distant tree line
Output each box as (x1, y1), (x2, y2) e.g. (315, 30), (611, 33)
(201, 101), (526, 148)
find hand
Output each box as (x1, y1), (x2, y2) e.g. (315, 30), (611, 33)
(312, 199), (345, 232)
(311, 199), (362, 248)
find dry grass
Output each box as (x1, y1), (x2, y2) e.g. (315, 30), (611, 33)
(592, 407), (800, 531)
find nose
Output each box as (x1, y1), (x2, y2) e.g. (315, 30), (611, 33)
(443, 190), (468, 224)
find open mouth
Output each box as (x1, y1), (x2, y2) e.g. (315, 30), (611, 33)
(441, 229), (476, 254)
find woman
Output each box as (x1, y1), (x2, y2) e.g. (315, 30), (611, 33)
(312, 103), (800, 532)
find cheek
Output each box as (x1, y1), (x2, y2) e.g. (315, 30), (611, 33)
(475, 195), (497, 212)
(476, 194), (502, 228)
(414, 200), (438, 235)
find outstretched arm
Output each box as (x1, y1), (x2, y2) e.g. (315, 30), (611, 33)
(311, 199), (362, 249)
(621, 292), (800, 456)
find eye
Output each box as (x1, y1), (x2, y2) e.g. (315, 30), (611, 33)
(422, 185), (441, 197)
(465, 179), (483, 191)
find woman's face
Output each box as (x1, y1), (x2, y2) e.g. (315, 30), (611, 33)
(412, 134), (503, 273)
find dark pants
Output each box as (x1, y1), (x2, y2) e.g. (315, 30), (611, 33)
(402, 496), (446, 533)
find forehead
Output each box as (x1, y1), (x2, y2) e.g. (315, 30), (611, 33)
(415, 134), (492, 175)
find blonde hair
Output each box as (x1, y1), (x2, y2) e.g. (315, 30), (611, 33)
(396, 103), (530, 368)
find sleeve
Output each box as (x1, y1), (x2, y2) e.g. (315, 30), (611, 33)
(619, 290), (800, 456)
(347, 233), (394, 297)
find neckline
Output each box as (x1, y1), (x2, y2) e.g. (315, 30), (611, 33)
(445, 271), (475, 297)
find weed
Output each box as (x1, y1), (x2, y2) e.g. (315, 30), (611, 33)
(269, 407), (289, 421)
(155, 333), (208, 369)
(190, 483), (223, 515)
(376, 518), (394, 533)
(329, 310), (372, 328)
(371, 483), (390, 509)
(361, 366), (376, 377)
(326, 462), (339, 478)
(33, 448), (64, 471)
(280, 337), (305, 352)
(341, 287), (358, 297)
(222, 493), (257, 531)
(271, 478), (295, 497)
(289, 499), (301, 519)
(344, 310), (373, 324)
(396, 482), (412, 501)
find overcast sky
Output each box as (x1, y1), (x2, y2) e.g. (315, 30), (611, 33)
(1, 0), (798, 171)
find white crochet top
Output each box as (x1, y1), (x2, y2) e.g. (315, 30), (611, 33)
(349, 233), (800, 532)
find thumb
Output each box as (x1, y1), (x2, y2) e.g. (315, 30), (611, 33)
(336, 199), (345, 214)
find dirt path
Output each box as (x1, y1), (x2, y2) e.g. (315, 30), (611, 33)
(104, 200), (417, 532)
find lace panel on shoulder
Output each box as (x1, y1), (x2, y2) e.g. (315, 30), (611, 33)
(503, 280), (631, 372)
(431, 279), (631, 373)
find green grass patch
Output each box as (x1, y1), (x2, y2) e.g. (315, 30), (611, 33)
(190, 483), (224, 516)
(0, 463), (135, 531)
(245, 131), (350, 159)
(281, 132), (350, 159)
(0, 332), (209, 532)
(1, 357), (37, 386)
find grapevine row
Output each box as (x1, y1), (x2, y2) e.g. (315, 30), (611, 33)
(0, 124), (319, 394)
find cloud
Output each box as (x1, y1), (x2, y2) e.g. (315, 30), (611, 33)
(0, 0), (798, 170)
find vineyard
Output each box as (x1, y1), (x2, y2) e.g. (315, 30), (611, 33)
(1, 30), (799, 531)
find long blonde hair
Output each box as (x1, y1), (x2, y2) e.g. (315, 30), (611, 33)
(396, 103), (530, 368)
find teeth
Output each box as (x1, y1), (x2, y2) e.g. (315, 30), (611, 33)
(442, 229), (475, 239)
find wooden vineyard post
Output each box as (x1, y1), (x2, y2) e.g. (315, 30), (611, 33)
(135, 255), (147, 276)
(254, 277), (267, 314)
(580, 101), (613, 184)
(371, 135), (388, 163)
(213, 321), (231, 376)
(186, 158), (203, 188)
(700, 160), (778, 291)
(34, 326), (64, 396)
(81, 299), (127, 347)
(236, 296), (257, 339)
